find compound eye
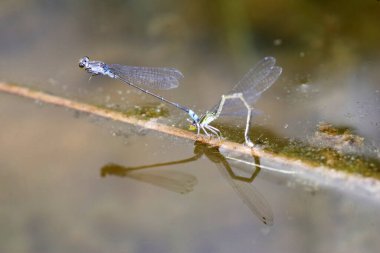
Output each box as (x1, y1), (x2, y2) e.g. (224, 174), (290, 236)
(78, 56), (89, 68)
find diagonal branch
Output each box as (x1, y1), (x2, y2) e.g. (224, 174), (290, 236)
(2, 82), (380, 199)
(0, 82), (256, 154)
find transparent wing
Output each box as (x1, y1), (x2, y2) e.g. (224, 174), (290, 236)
(126, 170), (197, 194)
(220, 108), (262, 118)
(210, 99), (263, 118)
(209, 56), (282, 115)
(231, 56), (282, 103)
(216, 163), (273, 225)
(230, 178), (274, 225)
(109, 64), (184, 90)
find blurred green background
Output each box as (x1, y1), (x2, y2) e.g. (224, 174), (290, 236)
(0, 1), (380, 253)
(1, 0), (379, 141)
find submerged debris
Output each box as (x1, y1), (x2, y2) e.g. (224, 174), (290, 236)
(308, 122), (365, 154)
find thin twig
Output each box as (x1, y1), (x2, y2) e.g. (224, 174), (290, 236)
(2, 82), (380, 200)
(0, 82), (317, 164)
(0, 82), (380, 199)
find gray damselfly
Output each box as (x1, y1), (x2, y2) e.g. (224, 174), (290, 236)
(78, 56), (202, 131)
(189, 56), (282, 147)
(78, 56), (281, 147)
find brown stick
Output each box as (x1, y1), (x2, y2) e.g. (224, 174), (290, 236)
(3, 82), (380, 200)
(0, 82), (287, 162)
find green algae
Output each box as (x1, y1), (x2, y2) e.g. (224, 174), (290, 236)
(211, 121), (380, 180)
(262, 126), (380, 180)
(123, 103), (170, 119)
(96, 102), (170, 120)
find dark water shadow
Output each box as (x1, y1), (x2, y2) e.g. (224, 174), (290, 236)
(100, 141), (273, 225)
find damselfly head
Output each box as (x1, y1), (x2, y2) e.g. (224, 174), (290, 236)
(79, 56), (90, 68)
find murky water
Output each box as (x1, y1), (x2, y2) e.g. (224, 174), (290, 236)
(0, 1), (379, 252)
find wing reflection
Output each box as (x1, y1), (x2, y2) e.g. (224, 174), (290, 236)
(100, 141), (274, 225)
(218, 147), (273, 225)
(101, 163), (198, 194)
(199, 143), (273, 225)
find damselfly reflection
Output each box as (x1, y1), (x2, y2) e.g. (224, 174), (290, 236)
(201, 144), (274, 225)
(100, 142), (274, 225)
(101, 164), (197, 195)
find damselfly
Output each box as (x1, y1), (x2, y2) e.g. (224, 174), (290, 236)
(78, 56), (281, 147)
(189, 57), (282, 147)
(78, 56), (202, 129)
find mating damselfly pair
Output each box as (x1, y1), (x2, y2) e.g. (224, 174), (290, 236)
(78, 56), (282, 147)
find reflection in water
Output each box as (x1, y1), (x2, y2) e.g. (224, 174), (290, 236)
(101, 141), (274, 225)
(216, 149), (274, 225)
(101, 164), (197, 194)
